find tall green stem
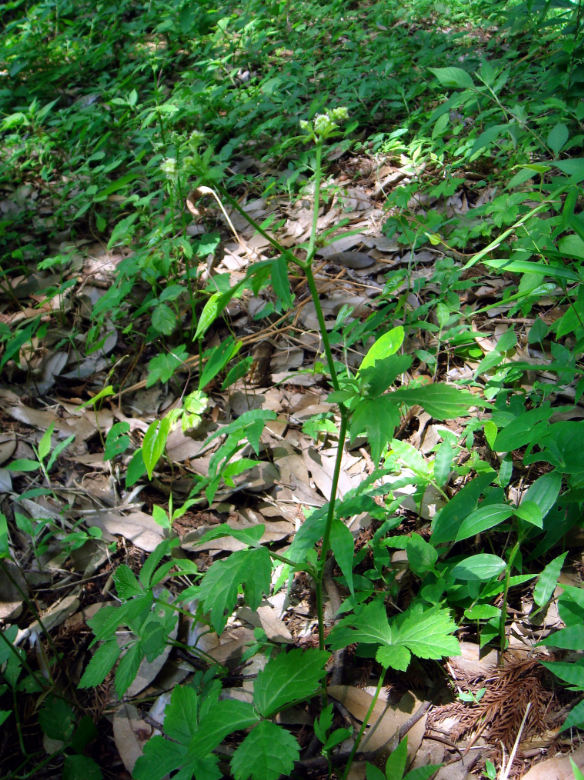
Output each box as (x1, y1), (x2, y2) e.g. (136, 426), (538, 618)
(306, 141), (323, 263)
(499, 539), (521, 653)
(341, 669), (386, 780)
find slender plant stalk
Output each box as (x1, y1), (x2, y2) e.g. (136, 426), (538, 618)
(499, 538), (521, 653)
(0, 627), (48, 690)
(341, 669), (387, 780)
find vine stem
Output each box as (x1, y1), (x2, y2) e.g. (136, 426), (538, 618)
(341, 669), (387, 780)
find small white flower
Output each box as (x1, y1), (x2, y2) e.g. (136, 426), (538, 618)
(161, 157), (177, 180)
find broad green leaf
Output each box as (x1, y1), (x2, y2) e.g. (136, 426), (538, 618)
(456, 504), (513, 541)
(385, 737), (408, 779)
(222, 356), (254, 389)
(104, 422), (131, 461)
(404, 766), (443, 780)
(405, 533), (438, 575)
(431, 474), (493, 545)
(199, 338), (241, 390)
(390, 384), (487, 419)
(107, 213), (138, 248)
(142, 417), (171, 479)
(539, 624), (584, 650)
(366, 764), (386, 780)
(540, 660), (584, 689)
(513, 500), (543, 528)
(39, 696), (75, 741)
(430, 66), (475, 89)
(63, 755), (103, 780)
(434, 441), (454, 486)
(96, 171), (140, 200)
(271, 257), (293, 308)
(350, 395), (401, 464)
(558, 234), (584, 260)
(534, 552), (568, 607)
(147, 346), (189, 388)
(77, 385), (115, 410)
(195, 292), (222, 341)
(330, 518), (355, 595)
(126, 448), (147, 488)
(0, 513), (9, 559)
(38, 422), (54, 461)
(114, 564), (144, 599)
(359, 353), (412, 399)
(152, 505), (170, 528)
(563, 699), (584, 732)
(555, 158), (584, 183)
(253, 649), (329, 717)
(7, 459), (40, 472)
(197, 522), (265, 548)
(151, 304), (176, 335)
(464, 604), (501, 621)
(471, 124), (507, 155)
(450, 554), (506, 581)
(522, 471), (561, 520)
(548, 122), (569, 155)
(359, 326), (404, 372)
(197, 547), (272, 633)
(493, 405), (554, 452)
(231, 720), (299, 780)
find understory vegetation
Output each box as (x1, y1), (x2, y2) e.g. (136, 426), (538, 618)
(3, 0), (584, 778)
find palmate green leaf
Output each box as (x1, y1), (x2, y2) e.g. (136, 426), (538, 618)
(328, 600), (459, 671)
(534, 552), (568, 607)
(197, 547), (272, 633)
(231, 720), (299, 780)
(455, 503), (513, 541)
(390, 384), (488, 419)
(253, 649), (329, 717)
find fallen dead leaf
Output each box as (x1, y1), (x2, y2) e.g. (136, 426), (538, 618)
(519, 745), (584, 779)
(113, 702), (152, 773)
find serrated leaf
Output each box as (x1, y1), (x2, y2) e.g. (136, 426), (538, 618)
(390, 384), (487, 419)
(114, 564), (144, 599)
(193, 699), (259, 757)
(328, 601), (459, 670)
(198, 547), (272, 633)
(455, 503), (513, 541)
(450, 554), (506, 581)
(231, 720), (299, 780)
(115, 642), (142, 697)
(39, 696), (75, 741)
(152, 304), (176, 335)
(164, 686), (199, 744)
(406, 533), (438, 575)
(254, 649), (329, 717)
(79, 639), (121, 688)
(147, 345), (189, 388)
(134, 736), (188, 780)
(534, 552), (568, 607)
(376, 644), (411, 671)
(429, 66), (475, 89)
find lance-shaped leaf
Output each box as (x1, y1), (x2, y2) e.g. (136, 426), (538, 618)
(390, 384), (488, 419)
